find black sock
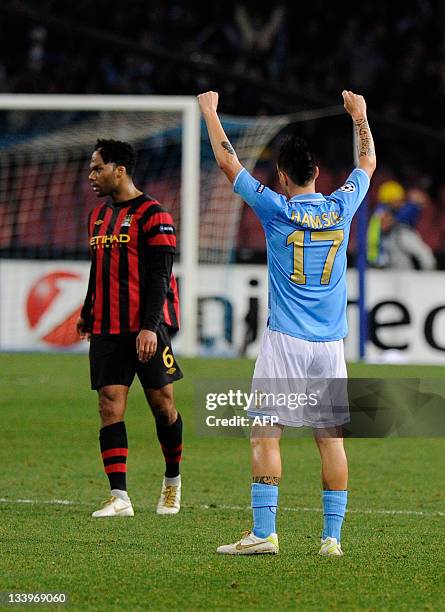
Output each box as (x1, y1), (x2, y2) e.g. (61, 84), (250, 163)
(156, 413), (183, 478)
(99, 421), (128, 491)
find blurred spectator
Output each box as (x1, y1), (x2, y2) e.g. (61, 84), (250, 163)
(368, 180), (431, 266)
(233, 3), (286, 79)
(28, 26), (47, 73)
(374, 180), (427, 228)
(368, 180), (435, 268)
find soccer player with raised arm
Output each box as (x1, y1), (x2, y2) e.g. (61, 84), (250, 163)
(198, 90), (376, 556)
(77, 139), (183, 517)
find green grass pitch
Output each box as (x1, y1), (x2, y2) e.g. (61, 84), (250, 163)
(1, 354), (444, 611)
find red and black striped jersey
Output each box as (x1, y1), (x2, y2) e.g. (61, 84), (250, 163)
(81, 194), (180, 335)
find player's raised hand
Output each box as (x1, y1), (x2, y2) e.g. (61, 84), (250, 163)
(136, 329), (157, 362)
(342, 90), (367, 120)
(197, 91), (219, 115)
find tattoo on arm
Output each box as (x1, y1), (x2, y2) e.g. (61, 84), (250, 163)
(354, 118), (375, 158)
(253, 476), (280, 486)
(221, 140), (235, 155)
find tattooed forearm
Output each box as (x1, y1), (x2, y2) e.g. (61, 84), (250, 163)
(354, 118), (375, 158)
(253, 476), (281, 485)
(221, 140), (235, 155)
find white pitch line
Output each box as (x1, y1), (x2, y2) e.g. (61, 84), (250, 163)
(0, 498), (75, 505)
(0, 498), (443, 517)
(197, 504), (445, 517)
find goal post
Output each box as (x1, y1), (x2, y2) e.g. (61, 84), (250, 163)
(0, 94), (200, 356)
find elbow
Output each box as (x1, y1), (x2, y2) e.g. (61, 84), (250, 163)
(359, 157), (377, 178)
(217, 158), (241, 183)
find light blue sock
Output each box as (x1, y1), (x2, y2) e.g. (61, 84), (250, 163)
(251, 483), (278, 538)
(322, 490), (348, 541)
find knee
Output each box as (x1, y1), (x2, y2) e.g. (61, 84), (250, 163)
(98, 390), (123, 423)
(316, 435), (344, 449)
(250, 423), (281, 450)
(315, 436), (330, 448)
(250, 436), (278, 453)
(150, 393), (176, 426)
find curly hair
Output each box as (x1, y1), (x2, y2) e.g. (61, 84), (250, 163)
(94, 139), (137, 176)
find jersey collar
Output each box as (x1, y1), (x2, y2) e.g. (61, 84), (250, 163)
(107, 194), (148, 208)
(289, 193), (325, 204)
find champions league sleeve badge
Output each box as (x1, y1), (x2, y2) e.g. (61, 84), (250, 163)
(339, 182), (356, 193)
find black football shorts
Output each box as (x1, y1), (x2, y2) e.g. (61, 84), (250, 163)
(89, 324), (183, 390)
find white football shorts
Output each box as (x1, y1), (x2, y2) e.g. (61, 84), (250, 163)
(249, 329), (349, 428)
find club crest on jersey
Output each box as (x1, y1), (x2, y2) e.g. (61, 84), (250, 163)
(121, 214), (133, 228)
(339, 182), (355, 193)
(256, 184), (266, 194)
(94, 219), (103, 225)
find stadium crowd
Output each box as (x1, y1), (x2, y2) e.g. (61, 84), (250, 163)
(1, 0), (444, 265)
(1, 1), (442, 124)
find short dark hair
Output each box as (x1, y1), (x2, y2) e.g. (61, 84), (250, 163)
(94, 139), (137, 176)
(277, 135), (316, 186)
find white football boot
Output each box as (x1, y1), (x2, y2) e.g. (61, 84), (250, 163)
(319, 536), (343, 556)
(91, 490), (134, 518)
(156, 476), (181, 515)
(217, 530), (279, 555)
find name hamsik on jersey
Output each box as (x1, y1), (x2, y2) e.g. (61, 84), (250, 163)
(234, 168), (370, 341)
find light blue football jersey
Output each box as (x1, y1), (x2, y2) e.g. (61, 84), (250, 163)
(233, 167), (370, 341)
